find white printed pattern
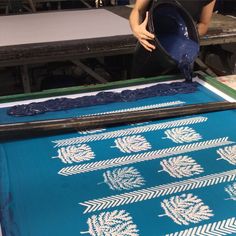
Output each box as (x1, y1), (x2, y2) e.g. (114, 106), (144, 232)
(58, 137), (232, 176)
(159, 156), (204, 178)
(113, 135), (152, 153)
(102, 167), (145, 191)
(166, 217), (236, 236)
(225, 182), (236, 200)
(80, 169), (236, 213)
(164, 127), (202, 143)
(53, 116), (208, 147)
(217, 145), (236, 165)
(53, 144), (95, 164)
(81, 101), (185, 117)
(81, 210), (139, 236)
(160, 193), (213, 225)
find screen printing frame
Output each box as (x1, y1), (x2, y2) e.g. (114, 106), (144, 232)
(0, 72), (236, 106)
(0, 73), (236, 236)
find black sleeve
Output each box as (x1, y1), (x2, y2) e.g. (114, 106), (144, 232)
(202, 0), (215, 6)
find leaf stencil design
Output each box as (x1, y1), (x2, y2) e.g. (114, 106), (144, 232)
(159, 156), (204, 178)
(81, 210), (139, 236)
(59, 137), (232, 176)
(113, 135), (152, 153)
(217, 145), (236, 165)
(164, 127), (202, 143)
(159, 193), (213, 225)
(53, 117), (208, 147)
(225, 182), (236, 200)
(100, 167), (145, 191)
(53, 144), (95, 164)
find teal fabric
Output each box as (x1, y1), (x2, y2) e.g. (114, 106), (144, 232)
(0, 84), (223, 124)
(1, 83), (236, 236)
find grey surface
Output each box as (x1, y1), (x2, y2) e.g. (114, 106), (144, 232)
(0, 9), (132, 47)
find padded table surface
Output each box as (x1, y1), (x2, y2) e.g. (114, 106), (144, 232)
(0, 9), (132, 47)
(0, 77), (236, 236)
(0, 6), (235, 67)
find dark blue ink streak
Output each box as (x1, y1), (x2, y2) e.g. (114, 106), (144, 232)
(8, 82), (198, 116)
(155, 6), (199, 82)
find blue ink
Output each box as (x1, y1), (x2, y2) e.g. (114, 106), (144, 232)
(153, 6), (199, 81)
(8, 82), (198, 116)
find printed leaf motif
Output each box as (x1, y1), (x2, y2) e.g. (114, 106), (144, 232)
(59, 137), (232, 176)
(53, 116), (208, 147)
(80, 169), (236, 214)
(81, 210), (139, 236)
(217, 145), (236, 165)
(159, 156), (204, 178)
(53, 144), (95, 164)
(225, 182), (236, 200)
(164, 127), (202, 143)
(113, 135), (152, 153)
(102, 167), (145, 191)
(160, 193), (213, 225)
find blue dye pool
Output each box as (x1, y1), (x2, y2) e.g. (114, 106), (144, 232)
(154, 6), (199, 81)
(8, 82), (198, 116)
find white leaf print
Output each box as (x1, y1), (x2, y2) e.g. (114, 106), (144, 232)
(159, 193), (213, 225)
(81, 210), (139, 236)
(217, 145), (236, 165)
(53, 144), (95, 164)
(100, 167), (145, 191)
(113, 135), (152, 153)
(159, 156), (204, 178)
(164, 127), (202, 143)
(225, 182), (236, 201)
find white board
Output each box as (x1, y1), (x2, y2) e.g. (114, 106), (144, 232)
(0, 9), (132, 47)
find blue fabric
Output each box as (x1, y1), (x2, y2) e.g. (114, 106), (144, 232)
(1, 82), (236, 236)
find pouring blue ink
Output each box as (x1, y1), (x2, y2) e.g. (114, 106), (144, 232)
(148, 1), (200, 82)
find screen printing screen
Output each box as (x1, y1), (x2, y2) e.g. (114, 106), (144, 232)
(0, 78), (236, 236)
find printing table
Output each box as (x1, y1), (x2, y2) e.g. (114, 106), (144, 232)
(0, 6), (235, 92)
(0, 74), (236, 236)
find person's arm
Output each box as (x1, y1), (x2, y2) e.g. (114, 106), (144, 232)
(129, 0), (155, 51)
(198, 0), (216, 36)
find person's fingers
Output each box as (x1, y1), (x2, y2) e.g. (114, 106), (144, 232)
(139, 34), (150, 40)
(140, 12), (155, 39)
(142, 11), (149, 27)
(140, 42), (152, 52)
(142, 39), (156, 50)
(143, 30), (155, 40)
(140, 32), (154, 41)
(140, 39), (156, 51)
